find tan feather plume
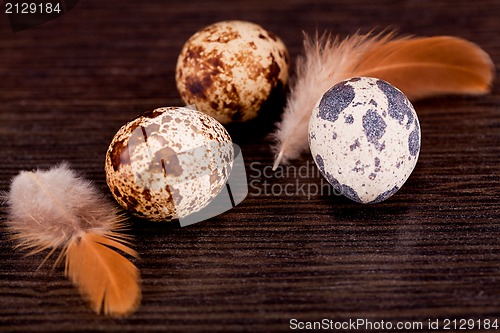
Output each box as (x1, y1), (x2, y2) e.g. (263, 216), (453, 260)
(271, 32), (494, 169)
(3, 163), (140, 317)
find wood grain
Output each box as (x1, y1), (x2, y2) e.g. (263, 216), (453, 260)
(0, 0), (499, 331)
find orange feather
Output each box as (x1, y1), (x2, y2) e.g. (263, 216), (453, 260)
(271, 32), (494, 169)
(66, 232), (140, 316)
(354, 36), (494, 100)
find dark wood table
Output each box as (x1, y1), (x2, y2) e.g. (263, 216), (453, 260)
(1, 0), (499, 331)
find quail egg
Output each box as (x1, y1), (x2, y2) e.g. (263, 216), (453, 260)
(105, 107), (233, 221)
(176, 20), (289, 124)
(308, 77), (421, 203)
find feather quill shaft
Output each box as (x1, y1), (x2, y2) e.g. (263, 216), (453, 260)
(271, 32), (494, 169)
(4, 163), (140, 317)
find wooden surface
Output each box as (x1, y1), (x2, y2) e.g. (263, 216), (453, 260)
(1, 0), (499, 331)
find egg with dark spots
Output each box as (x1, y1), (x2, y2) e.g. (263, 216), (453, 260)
(309, 77), (421, 203)
(176, 20), (289, 124)
(105, 107), (233, 221)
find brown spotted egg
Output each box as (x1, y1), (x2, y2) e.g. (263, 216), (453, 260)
(309, 77), (421, 203)
(105, 107), (233, 221)
(176, 20), (289, 124)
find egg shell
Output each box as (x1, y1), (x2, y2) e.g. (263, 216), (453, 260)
(308, 77), (421, 203)
(105, 107), (233, 221)
(176, 20), (289, 124)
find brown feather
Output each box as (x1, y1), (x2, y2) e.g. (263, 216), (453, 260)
(353, 36), (495, 100)
(271, 32), (494, 168)
(66, 232), (140, 316)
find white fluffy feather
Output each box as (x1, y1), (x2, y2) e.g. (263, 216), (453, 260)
(270, 32), (393, 170)
(7, 163), (113, 249)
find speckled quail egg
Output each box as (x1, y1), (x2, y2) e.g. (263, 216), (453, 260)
(309, 77), (421, 203)
(176, 20), (289, 124)
(105, 107), (233, 221)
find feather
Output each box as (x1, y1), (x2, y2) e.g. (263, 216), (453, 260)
(354, 36), (494, 100)
(271, 32), (494, 169)
(3, 163), (140, 317)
